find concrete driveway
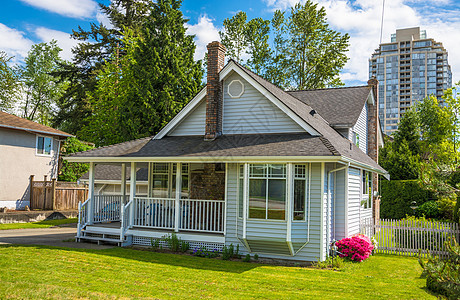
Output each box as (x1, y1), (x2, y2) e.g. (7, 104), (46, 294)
(0, 223), (113, 249)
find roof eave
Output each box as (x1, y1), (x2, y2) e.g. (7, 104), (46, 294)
(0, 124), (73, 138)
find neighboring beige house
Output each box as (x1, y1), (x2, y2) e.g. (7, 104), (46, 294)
(0, 111), (72, 209)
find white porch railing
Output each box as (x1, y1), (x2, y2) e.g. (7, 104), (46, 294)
(179, 199), (225, 233)
(132, 197), (225, 233)
(77, 198), (90, 238)
(133, 197), (176, 229)
(92, 195), (127, 223)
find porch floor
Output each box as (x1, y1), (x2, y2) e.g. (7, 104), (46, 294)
(87, 222), (224, 237)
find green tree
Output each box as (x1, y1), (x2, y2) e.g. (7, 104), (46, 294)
(59, 137), (94, 182)
(219, 1), (350, 90)
(80, 0), (202, 146)
(0, 51), (21, 113)
(20, 41), (67, 125)
(53, 0), (149, 135)
(127, 0), (203, 139)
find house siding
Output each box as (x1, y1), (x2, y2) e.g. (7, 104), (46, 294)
(347, 167), (361, 236)
(0, 128), (60, 209)
(223, 73), (305, 134)
(352, 104), (368, 154)
(225, 163), (322, 261)
(168, 99), (206, 136)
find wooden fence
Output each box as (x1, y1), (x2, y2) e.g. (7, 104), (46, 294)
(30, 175), (88, 210)
(360, 218), (460, 258)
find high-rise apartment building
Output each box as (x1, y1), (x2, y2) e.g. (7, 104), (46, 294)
(369, 27), (452, 134)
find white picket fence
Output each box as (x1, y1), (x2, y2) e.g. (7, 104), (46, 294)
(360, 218), (460, 258)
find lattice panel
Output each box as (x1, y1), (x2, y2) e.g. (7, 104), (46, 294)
(132, 236), (224, 251)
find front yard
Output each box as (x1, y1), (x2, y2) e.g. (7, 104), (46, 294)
(0, 245), (434, 299)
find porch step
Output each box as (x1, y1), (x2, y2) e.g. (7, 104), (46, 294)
(78, 230), (123, 245)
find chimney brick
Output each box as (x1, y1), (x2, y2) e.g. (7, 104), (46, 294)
(205, 41), (226, 140)
(367, 77), (380, 223)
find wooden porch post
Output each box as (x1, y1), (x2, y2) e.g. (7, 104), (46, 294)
(174, 163), (181, 232)
(88, 162), (95, 225)
(121, 163), (127, 203)
(129, 162), (136, 227)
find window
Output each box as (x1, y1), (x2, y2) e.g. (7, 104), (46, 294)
(352, 132), (359, 147)
(248, 164), (286, 220)
(238, 165), (244, 218)
(36, 136), (52, 156)
(361, 171), (372, 209)
(293, 165), (307, 221)
(151, 163), (190, 198)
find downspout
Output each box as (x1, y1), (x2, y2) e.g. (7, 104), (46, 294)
(327, 163), (348, 257)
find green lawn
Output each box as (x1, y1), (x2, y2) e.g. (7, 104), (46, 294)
(0, 245), (435, 299)
(0, 218), (77, 230)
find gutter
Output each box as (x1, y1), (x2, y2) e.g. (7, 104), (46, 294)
(0, 124), (73, 138)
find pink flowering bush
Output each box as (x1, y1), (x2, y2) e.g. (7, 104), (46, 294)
(335, 234), (374, 262)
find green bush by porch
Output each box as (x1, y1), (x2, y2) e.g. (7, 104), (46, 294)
(0, 245), (434, 299)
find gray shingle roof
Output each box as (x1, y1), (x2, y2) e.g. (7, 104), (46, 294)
(287, 86), (372, 127)
(68, 60), (386, 174)
(80, 164), (148, 181)
(0, 110), (72, 137)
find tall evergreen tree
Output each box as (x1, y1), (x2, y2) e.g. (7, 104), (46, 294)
(53, 0), (149, 134)
(128, 0), (203, 138)
(80, 0), (202, 146)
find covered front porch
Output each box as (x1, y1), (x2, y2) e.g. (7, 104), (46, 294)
(77, 162), (226, 246)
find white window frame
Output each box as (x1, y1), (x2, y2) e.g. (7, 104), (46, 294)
(361, 170), (373, 210)
(35, 135), (53, 157)
(292, 164), (310, 223)
(150, 163), (191, 199)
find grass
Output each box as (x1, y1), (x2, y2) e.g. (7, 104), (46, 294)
(0, 218), (77, 230)
(0, 245), (434, 299)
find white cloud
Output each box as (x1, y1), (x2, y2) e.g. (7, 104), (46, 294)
(264, 0), (460, 85)
(34, 27), (80, 61)
(0, 23), (33, 62)
(186, 15), (221, 61)
(96, 10), (114, 29)
(19, 0), (98, 19)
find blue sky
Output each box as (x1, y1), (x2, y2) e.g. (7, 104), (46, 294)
(1, 0), (459, 86)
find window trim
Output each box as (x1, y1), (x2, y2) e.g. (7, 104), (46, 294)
(35, 135), (53, 157)
(292, 164), (309, 223)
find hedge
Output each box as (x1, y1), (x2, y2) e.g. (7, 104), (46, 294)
(380, 180), (436, 219)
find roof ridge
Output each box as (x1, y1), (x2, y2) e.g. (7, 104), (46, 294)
(287, 85), (371, 93)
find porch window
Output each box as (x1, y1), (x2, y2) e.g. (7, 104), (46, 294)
(36, 136), (52, 156)
(248, 164), (286, 220)
(151, 163), (170, 198)
(293, 164), (307, 221)
(361, 170), (372, 209)
(151, 163), (190, 198)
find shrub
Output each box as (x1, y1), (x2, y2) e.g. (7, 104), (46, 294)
(150, 238), (160, 250)
(415, 201), (441, 219)
(163, 233), (181, 252)
(380, 180), (436, 219)
(254, 254), (259, 261)
(243, 254), (251, 262)
(419, 238), (460, 299)
(180, 241), (190, 253)
(314, 256), (346, 270)
(437, 195), (457, 221)
(335, 234), (374, 262)
(222, 244), (233, 260)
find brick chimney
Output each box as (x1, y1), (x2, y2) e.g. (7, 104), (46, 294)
(367, 77), (380, 223)
(205, 41), (226, 140)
